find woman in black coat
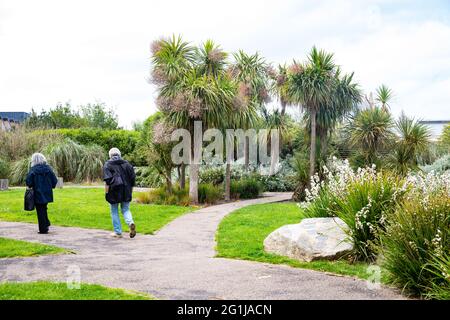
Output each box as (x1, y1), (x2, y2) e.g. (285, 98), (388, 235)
(25, 153), (58, 234)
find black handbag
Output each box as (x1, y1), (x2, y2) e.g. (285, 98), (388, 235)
(24, 188), (35, 211)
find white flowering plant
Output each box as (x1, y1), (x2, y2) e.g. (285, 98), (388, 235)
(300, 157), (406, 261)
(380, 170), (450, 298)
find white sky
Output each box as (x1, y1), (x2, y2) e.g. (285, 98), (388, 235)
(0, 0), (449, 128)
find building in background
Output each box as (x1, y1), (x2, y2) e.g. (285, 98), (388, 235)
(0, 111), (30, 131)
(419, 120), (450, 141)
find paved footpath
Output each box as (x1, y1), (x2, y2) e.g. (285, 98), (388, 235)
(0, 193), (403, 299)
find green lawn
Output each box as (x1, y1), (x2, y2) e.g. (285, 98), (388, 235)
(216, 202), (384, 281)
(0, 281), (153, 300)
(0, 188), (192, 234)
(0, 237), (67, 258)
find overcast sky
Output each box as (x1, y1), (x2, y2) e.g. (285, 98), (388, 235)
(0, 0), (449, 128)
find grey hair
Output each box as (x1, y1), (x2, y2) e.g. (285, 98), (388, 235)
(31, 153), (47, 167)
(108, 147), (121, 158)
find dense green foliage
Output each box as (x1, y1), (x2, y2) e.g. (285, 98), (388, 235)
(135, 185), (190, 206)
(230, 177), (263, 199)
(198, 183), (222, 204)
(421, 154), (450, 173)
(134, 166), (163, 188)
(33, 128), (139, 158)
(380, 178), (450, 298)
(25, 102), (119, 130)
(440, 123), (450, 150)
(0, 158), (9, 179)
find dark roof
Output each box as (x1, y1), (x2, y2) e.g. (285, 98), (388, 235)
(419, 120), (450, 124)
(0, 112), (30, 123)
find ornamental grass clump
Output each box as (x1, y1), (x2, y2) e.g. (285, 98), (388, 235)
(300, 158), (405, 262)
(380, 171), (450, 298)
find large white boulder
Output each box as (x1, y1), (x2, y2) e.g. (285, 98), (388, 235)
(263, 217), (353, 262)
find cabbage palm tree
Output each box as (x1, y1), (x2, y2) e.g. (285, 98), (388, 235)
(389, 113), (431, 174)
(375, 84), (393, 111)
(151, 36), (234, 204)
(348, 107), (394, 165)
(229, 50), (272, 169)
(287, 47), (337, 182)
(274, 64), (293, 116)
(309, 69), (361, 160)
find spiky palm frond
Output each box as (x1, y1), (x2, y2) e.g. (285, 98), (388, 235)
(195, 39), (228, 77)
(287, 47), (337, 111)
(348, 107), (394, 164)
(390, 113), (431, 171)
(230, 50), (272, 105)
(375, 84), (393, 110)
(151, 34), (195, 85)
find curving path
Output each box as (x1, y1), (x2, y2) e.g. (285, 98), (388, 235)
(0, 193), (403, 299)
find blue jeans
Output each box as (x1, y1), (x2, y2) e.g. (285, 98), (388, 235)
(110, 202), (134, 235)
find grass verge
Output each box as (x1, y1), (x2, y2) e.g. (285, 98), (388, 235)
(216, 202), (386, 281)
(0, 237), (67, 258)
(0, 281), (153, 300)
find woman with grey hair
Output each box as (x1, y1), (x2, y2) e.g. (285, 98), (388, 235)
(25, 153), (58, 234)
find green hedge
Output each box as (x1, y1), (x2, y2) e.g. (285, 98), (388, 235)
(32, 129), (140, 156)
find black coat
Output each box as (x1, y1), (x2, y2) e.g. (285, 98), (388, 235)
(103, 158), (135, 204)
(25, 164), (58, 204)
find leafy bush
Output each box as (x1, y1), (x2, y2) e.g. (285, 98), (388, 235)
(257, 158), (297, 192)
(380, 171), (450, 297)
(421, 154), (450, 174)
(9, 139), (106, 185)
(32, 129), (139, 159)
(230, 177), (263, 199)
(440, 123), (450, 150)
(0, 128), (63, 162)
(424, 254), (450, 300)
(198, 183), (222, 204)
(301, 158), (405, 261)
(199, 167), (224, 186)
(135, 167), (163, 188)
(9, 158), (31, 185)
(290, 151), (310, 201)
(0, 158), (10, 179)
(135, 185), (190, 206)
(75, 145), (107, 182)
(44, 139), (86, 181)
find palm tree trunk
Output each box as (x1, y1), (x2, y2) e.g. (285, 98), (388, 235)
(319, 128), (328, 160)
(280, 100), (286, 154)
(165, 174), (173, 194)
(309, 109), (317, 185)
(244, 136), (249, 169)
(179, 164), (186, 189)
(281, 100), (287, 116)
(189, 121), (200, 204)
(189, 163), (199, 204)
(225, 163), (231, 201)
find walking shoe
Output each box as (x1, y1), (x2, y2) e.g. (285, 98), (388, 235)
(129, 223), (136, 238)
(111, 233), (123, 238)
